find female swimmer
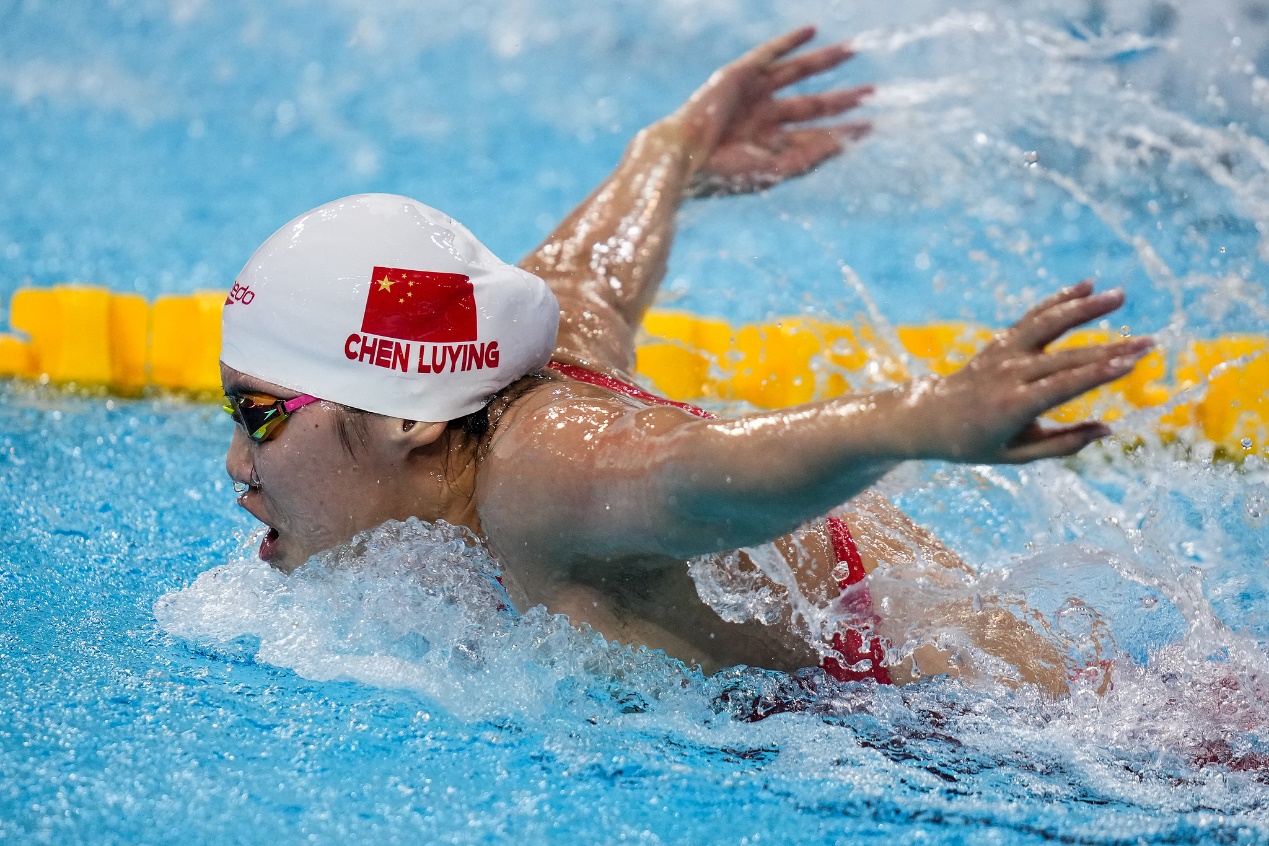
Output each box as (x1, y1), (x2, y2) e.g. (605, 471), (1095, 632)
(220, 27), (1154, 697)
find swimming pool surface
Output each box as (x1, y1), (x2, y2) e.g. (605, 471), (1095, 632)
(4, 1), (1269, 842)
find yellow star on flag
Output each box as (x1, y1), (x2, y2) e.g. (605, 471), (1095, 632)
(377, 276), (396, 292)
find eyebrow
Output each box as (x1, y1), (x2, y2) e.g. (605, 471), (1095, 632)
(221, 378), (260, 395)
(223, 380), (295, 399)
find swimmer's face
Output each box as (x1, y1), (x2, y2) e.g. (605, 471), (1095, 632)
(220, 364), (448, 573)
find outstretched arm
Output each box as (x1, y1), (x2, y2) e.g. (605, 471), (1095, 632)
(519, 27), (871, 373)
(485, 282), (1154, 566)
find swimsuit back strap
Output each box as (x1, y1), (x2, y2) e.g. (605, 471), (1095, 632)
(821, 516), (892, 685)
(825, 515), (867, 589)
(546, 361), (717, 419)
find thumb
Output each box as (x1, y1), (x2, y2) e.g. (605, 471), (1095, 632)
(1001, 421), (1112, 463)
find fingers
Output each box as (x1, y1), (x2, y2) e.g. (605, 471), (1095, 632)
(1005, 280), (1093, 349)
(1002, 421), (1111, 463)
(746, 26), (818, 67)
(772, 85), (873, 123)
(1010, 283), (1124, 351)
(1015, 336), (1154, 382)
(1031, 278), (1094, 313)
(767, 130), (845, 179)
(827, 120), (872, 142)
(1023, 353), (1145, 419)
(766, 41), (856, 89)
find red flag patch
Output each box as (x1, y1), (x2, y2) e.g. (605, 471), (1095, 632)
(361, 266), (477, 343)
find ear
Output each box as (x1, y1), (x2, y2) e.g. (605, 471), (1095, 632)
(377, 417), (449, 456)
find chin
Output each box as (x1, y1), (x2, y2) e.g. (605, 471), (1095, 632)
(259, 528), (304, 574)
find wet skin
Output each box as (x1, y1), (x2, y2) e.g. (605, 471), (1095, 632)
(224, 28), (1153, 697)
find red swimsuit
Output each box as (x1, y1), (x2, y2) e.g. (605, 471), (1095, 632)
(546, 361), (893, 685)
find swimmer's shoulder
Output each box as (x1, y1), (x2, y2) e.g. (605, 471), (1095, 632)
(492, 357), (694, 435)
(475, 361), (703, 554)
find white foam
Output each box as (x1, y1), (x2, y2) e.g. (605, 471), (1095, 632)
(156, 518), (701, 721)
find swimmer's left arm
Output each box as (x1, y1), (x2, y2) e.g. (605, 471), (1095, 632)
(483, 282), (1153, 568)
(651, 284), (1155, 554)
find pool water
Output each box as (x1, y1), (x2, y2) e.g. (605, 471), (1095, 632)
(4, 1), (1269, 843)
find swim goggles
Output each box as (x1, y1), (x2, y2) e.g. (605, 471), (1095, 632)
(222, 390), (320, 442)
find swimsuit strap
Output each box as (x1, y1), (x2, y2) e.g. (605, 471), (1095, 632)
(821, 516), (892, 685)
(546, 361), (717, 419)
(825, 515), (867, 589)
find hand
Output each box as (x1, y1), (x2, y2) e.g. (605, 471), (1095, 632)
(900, 281), (1154, 463)
(672, 26), (873, 196)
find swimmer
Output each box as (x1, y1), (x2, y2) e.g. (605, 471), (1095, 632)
(220, 27), (1154, 698)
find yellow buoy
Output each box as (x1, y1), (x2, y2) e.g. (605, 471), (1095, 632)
(108, 293), (150, 394)
(150, 291), (226, 393)
(0, 334), (34, 377)
(10, 286), (113, 385)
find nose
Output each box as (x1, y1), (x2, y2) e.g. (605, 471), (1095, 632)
(225, 426), (257, 490)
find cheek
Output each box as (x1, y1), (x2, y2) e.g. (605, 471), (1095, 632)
(258, 420), (361, 518)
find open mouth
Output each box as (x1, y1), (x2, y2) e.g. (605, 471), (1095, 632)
(259, 527), (280, 561)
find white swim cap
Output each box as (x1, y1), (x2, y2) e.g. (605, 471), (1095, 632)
(221, 193), (559, 421)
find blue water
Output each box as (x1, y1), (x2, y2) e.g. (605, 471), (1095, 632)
(5, 1), (1269, 843)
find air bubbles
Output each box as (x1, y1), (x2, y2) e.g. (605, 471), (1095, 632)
(1120, 325), (1131, 337)
(1241, 437), (1253, 450)
(1220, 246), (1227, 253)
(1024, 150), (1039, 168)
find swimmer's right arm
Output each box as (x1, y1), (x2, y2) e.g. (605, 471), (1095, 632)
(518, 28), (871, 364)
(483, 282), (1154, 566)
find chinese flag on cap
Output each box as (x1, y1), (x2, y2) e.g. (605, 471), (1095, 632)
(361, 266), (478, 343)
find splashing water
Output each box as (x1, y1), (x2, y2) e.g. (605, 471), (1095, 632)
(149, 502), (1269, 836)
(156, 519), (704, 723)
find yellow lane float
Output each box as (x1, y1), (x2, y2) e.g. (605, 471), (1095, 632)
(0, 286), (1265, 454)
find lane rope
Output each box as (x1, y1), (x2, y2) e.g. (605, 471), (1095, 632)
(1, 286), (1264, 455)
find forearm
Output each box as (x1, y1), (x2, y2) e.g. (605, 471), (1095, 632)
(502, 283), (1143, 566)
(648, 388), (920, 557)
(632, 283), (1149, 558)
(519, 119), (698, 326)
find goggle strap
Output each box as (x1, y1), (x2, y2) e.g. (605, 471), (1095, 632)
(281, 394), (320, 413)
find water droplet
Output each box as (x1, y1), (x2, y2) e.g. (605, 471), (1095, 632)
(1242, 437), (1253, 449)
(1119, 325), (1131, 337)
(1220, 246), (1227, 253)
(1024, 150), (1038, 168)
